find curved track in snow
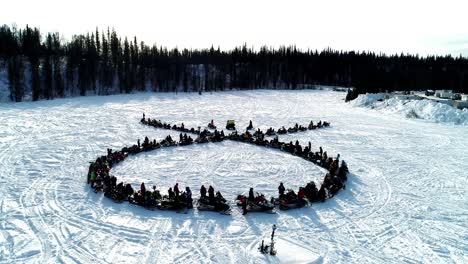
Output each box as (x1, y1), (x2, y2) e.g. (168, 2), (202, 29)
(0, 90), (467, 263)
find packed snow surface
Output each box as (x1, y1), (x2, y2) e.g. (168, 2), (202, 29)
(0, 90), (467, 263)
(352, 93), (468, 125)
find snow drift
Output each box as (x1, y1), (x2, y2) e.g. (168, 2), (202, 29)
(351, 93), (468, 125)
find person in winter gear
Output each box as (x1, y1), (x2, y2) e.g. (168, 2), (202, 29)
(247, 120), (253, 130)
(200, 185), (207, 198)
(174, 183), (180, 198)
(208, 185), (215, 203)
(125, 184), (134, 197)
(317, 185), (326, 202)
(278, 183), (285, 198)
(168, 187), (174, 199)
(151, 186), (162, 200)
(298, 187), (305, 200)
(140, 183), (146, 200)
(90, 170), (97, 188)
(248, 188), (255, 202)
(185, 187), (192, 207)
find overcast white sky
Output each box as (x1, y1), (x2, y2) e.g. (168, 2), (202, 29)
(2, 0), (468, 56)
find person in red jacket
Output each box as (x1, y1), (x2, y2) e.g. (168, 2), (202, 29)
(298, 187), (306, 207)
(241, 197), (247, 215)
(298, 187), (305, 200)
(140, 182), (146, 200)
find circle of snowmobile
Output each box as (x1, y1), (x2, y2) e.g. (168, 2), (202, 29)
(87, 116), (349, 215)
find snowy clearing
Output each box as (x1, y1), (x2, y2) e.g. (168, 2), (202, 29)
(0, 90), (467, 263)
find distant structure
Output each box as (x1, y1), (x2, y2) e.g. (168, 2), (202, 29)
(435, 90), (454, 99)
(385, 90), (468, 109)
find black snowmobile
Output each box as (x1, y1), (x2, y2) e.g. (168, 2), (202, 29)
(208, 123), (217, 129)
(104, 189), (128, 203)
(265, 128), (276, 136)
(157, 194), (193, 211)
(197, 196), (231, 215)
(303, 181), (319, 202)
(271, 190), (307, 210)
(236, 194), (276, 214)
(277, 127), (287, 134)
(104, 183), (133, 203)
(129, 193), (160, 210)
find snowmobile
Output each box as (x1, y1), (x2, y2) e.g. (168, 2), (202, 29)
(278, 197), (306, 210)
(265, 128), (276, 136)
(277, 127), (287, 134)
(195, 136), (209, 144)
(129, 193), (160, 210)
(197, 196), (231, 215)
(104, 189), (128, 203)
(271, 190), (307, 210)
(157, 197), (189, 211)
(226, 120), (236, 130)
(254, 138), (268, 146)
(236, 194), (276, 214)
(303, 181), (319, 202)
(247, 201), (276, 213)
(157, 193), (193, 211)
(287, 127), (298, 133)
(253, 129), (263, 138)
(323, 121), (330, 127)
(207, 123), (217, 129)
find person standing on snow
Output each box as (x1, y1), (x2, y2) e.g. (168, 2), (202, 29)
(200, 185), (207, 198)
(185, 187), (192, 208)
(241, 196), (247, 215)
(248, 188), (255, 203)
(278, 183), (285, 198)
(140, 182), (146, 200)
(174, 183), (180, 198)
(208, 186), (215, 203)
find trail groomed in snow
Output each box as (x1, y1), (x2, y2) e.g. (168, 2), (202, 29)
(0, 90), (467, 263)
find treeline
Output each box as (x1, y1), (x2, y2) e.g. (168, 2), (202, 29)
(1, 24), (468, 102)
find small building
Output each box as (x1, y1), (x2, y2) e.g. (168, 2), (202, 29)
(425, 90), (435, 96)
(435, 90), (453, 99)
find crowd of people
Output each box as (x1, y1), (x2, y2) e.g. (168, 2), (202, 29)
(86, 114), (348, 215)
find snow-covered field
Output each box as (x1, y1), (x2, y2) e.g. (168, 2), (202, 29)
(0, 90), (467, 263)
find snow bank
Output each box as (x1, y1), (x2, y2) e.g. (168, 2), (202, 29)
(351, 93), (468, 125)
(350, 93), (385, 107)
